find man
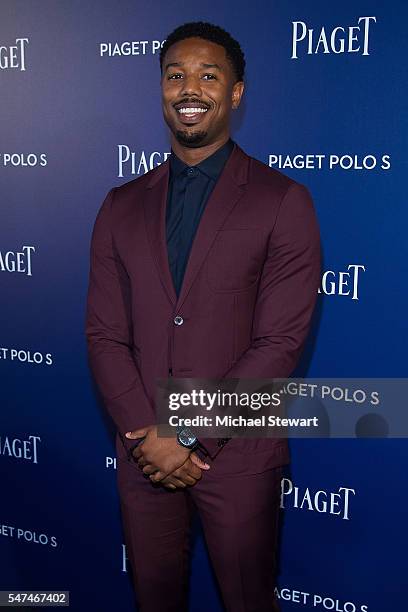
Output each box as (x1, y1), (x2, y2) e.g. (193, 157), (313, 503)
(86, 21), (321, 612)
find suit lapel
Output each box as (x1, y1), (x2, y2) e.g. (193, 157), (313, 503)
(143, 143), (250, 310)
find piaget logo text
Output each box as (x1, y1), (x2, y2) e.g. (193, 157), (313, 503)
(280, 478), (355, 520)
(0, 434), (41, 464)
(319, 265), (365, 300)
(118, 146), (171, 178)
(99, 39), (164, 57)
(291, 16), (376, 59)
(0, 38), (29, 70)
(0, 245), (35, 275)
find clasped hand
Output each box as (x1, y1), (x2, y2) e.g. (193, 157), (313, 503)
(125, 425), (210, 490)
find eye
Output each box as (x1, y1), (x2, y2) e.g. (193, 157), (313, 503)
(202, 73), (216, 80)
(168, 73), (183, 80)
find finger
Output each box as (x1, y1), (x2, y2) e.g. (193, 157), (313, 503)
(125, 429), (148, 439)
(180, 459), (202, 480)
(131, 437), (146, 453)
(149, 471), (166, 483)
(133, 444), (146, 460)
(175, 473), (197, 486)
(190, 452), (210, 470)
(172, 465), (200, 485)
(142, 464), (157, 475)
(162, 475), (187, 489)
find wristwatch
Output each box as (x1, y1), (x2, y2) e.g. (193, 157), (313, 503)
(176, 425), (199, 450)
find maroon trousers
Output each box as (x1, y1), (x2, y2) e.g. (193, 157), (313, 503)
(117, 446), (283, 612)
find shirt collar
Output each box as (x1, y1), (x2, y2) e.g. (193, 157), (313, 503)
(169, 138), (235, 180)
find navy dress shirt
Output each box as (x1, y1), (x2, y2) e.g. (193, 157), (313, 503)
(166, 138), (235, 297)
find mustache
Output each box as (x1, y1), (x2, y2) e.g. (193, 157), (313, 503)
(173, 98), (211, 109)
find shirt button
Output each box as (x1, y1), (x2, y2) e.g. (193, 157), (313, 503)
(174, 315), (184, 326)
(187, 167), (196, 177)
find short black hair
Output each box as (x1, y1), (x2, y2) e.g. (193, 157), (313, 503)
(160, 21), (245, 82)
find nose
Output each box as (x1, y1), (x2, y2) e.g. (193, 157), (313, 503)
(180, 73), (202, 98)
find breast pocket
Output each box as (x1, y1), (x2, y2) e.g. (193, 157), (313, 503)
(206, 229), (264, 292)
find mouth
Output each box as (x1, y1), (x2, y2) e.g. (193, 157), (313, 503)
(173, 102), (210, 125)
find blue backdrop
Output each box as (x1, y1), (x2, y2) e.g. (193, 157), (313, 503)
(1, 2), (406, 611)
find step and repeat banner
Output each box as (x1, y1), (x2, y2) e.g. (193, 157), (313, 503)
(1, 2), (406, 611)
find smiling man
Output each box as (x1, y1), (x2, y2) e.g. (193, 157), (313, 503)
(86, 21), (321, 612)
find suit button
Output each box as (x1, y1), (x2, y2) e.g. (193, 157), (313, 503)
(174, 315), (184, 326)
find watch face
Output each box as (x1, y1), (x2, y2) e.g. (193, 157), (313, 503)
(178, 427), (197, 448)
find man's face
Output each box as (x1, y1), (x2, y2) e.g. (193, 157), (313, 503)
(161, 37), (244, 148)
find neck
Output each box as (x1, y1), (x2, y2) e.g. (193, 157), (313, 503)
(170, 133), (231, 166)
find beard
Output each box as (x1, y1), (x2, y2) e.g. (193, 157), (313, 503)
(175, 129), (208, 147)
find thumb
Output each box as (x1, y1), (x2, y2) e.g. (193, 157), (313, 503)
(125, 428), (148, 439)
(191, 452), (210, 470)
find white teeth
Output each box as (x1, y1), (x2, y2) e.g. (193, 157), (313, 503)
(177, 107), (208, 114)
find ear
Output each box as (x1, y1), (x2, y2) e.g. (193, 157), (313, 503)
(231, 81), (244, 110)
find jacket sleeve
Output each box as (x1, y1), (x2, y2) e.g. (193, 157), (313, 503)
(85, 188), (156, 456)
(196, 181), (322, 461)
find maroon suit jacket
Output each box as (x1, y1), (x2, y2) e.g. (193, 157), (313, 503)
(85, 142), (321, 472)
